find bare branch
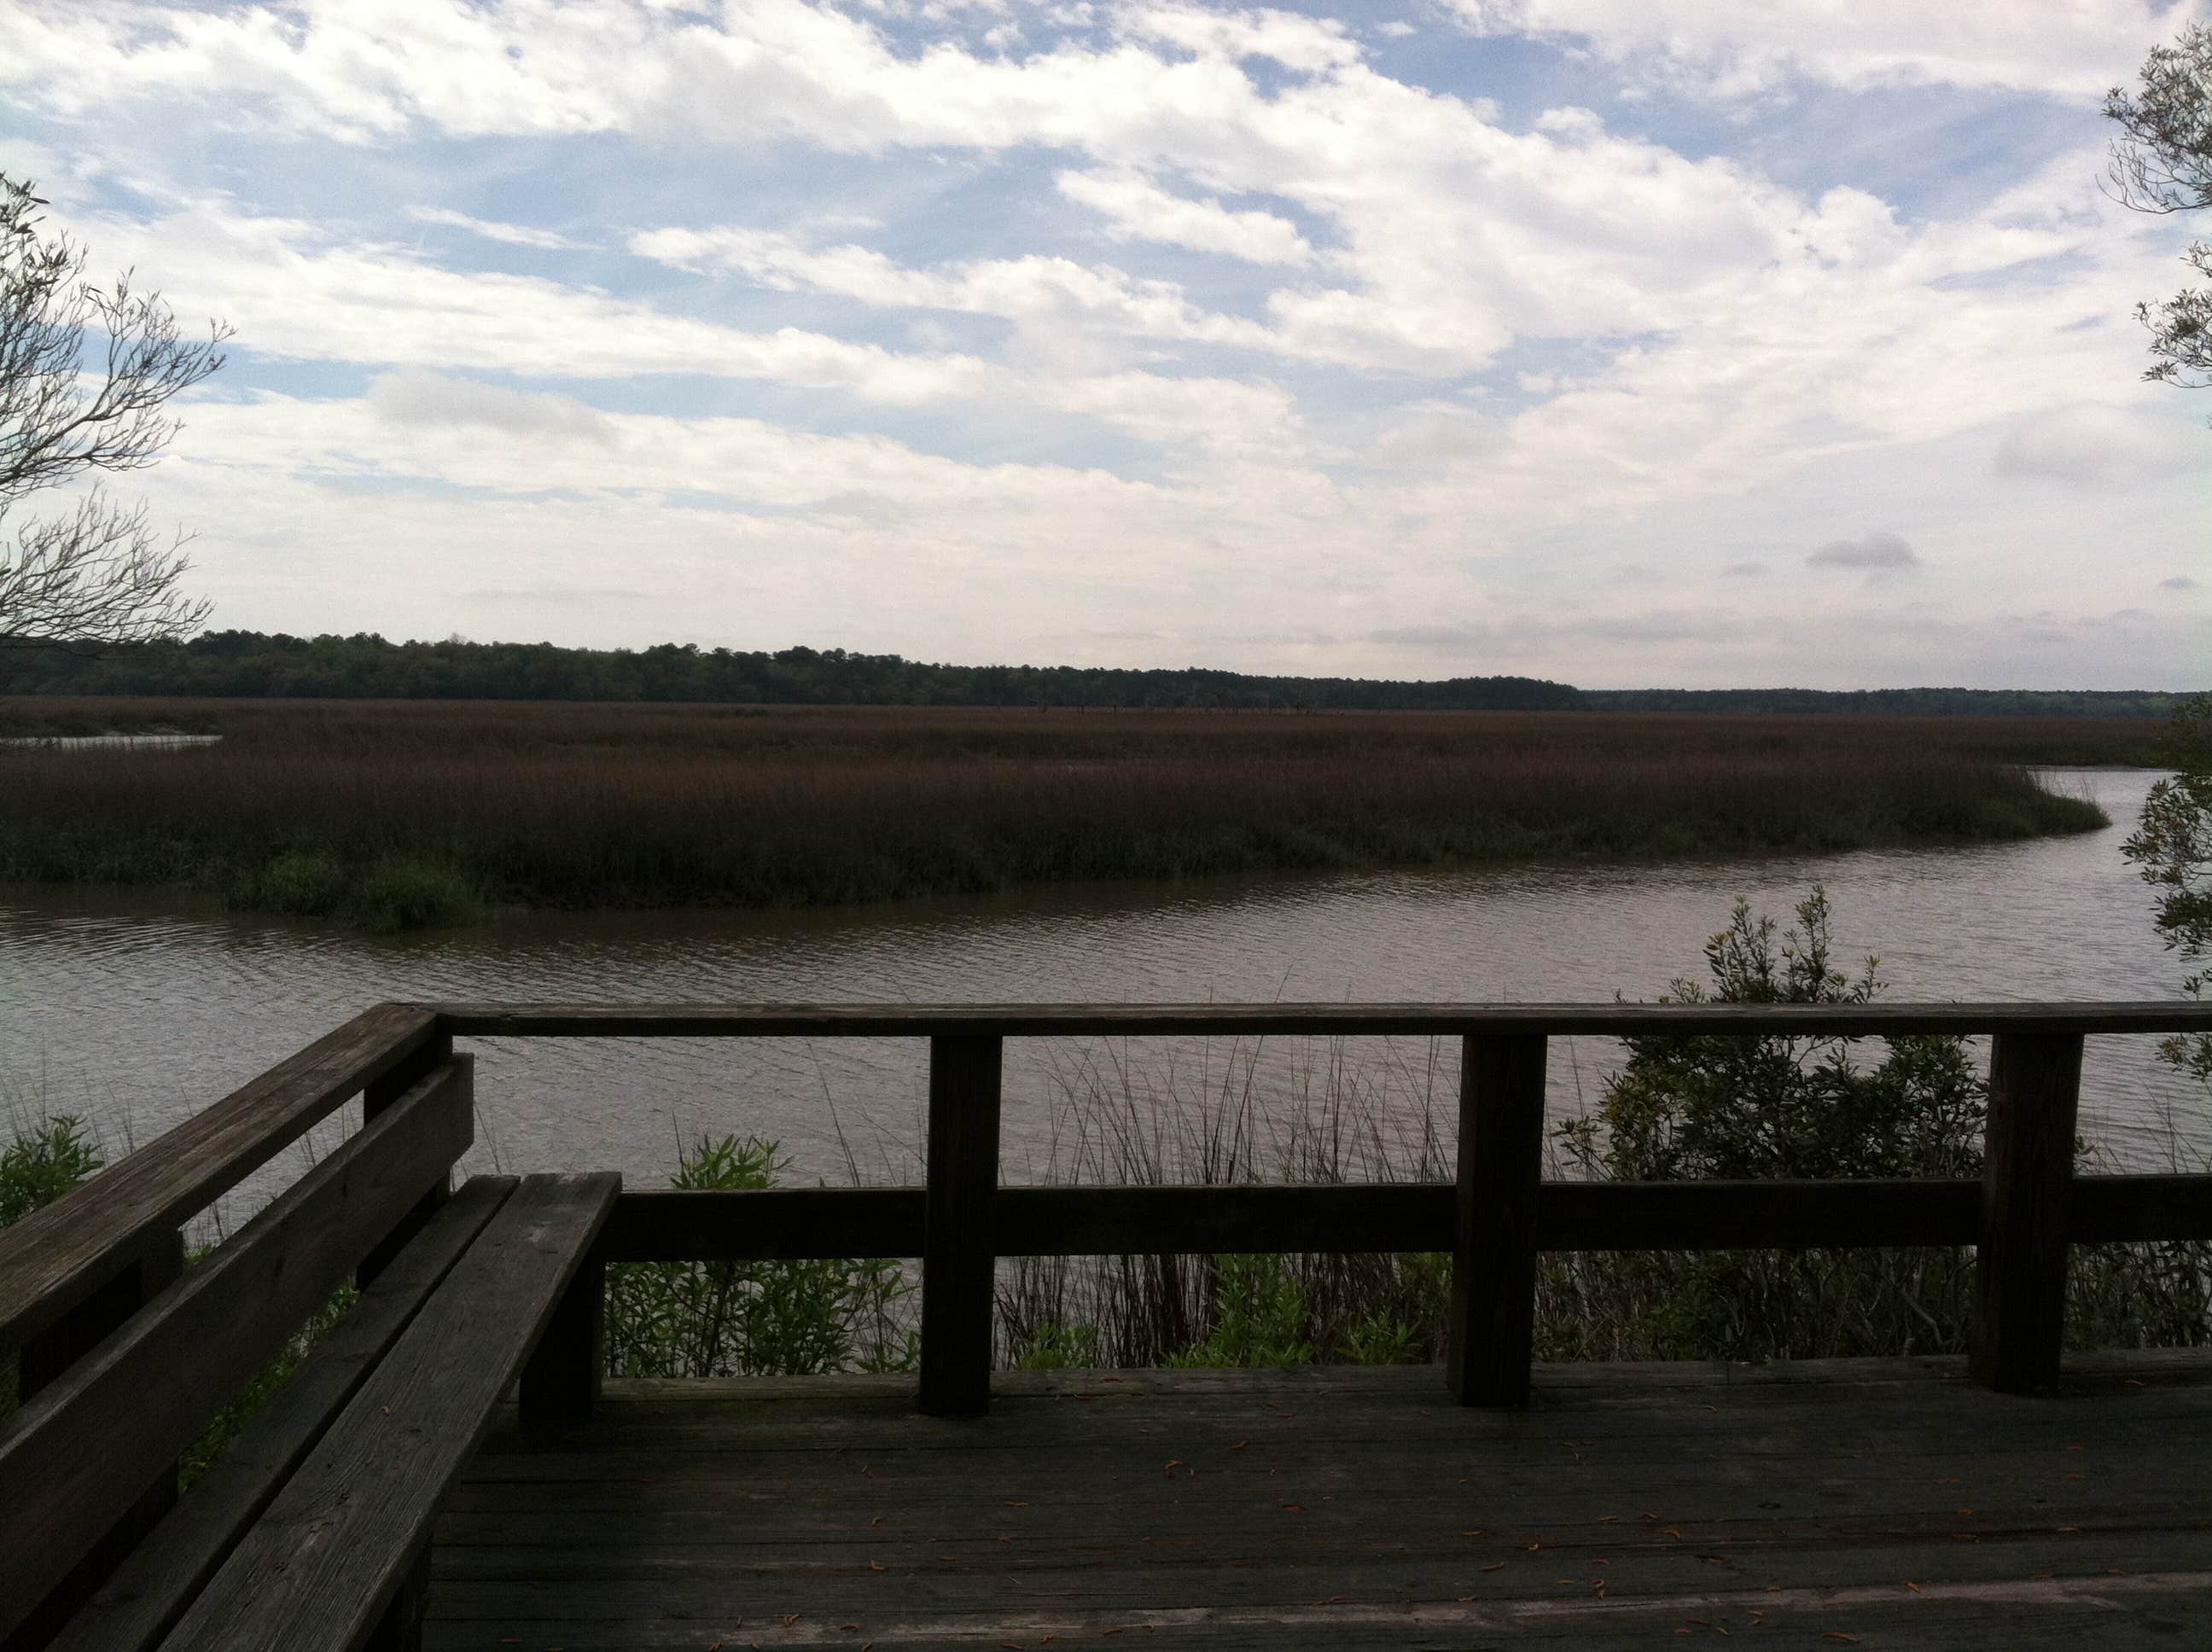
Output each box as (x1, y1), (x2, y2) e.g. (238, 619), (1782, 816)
(2105, 24), (2212, 395)
(0, 171), (229, 649)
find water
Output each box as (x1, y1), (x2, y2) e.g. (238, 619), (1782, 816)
(0, 734), (223, 750)
(2, 767), (2201, 1229)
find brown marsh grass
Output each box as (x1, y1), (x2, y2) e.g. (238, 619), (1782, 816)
(0, 698), (2120, 922)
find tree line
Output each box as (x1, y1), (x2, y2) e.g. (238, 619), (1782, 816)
(0, 628), (2188, 716)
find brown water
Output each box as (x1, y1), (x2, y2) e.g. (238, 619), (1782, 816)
(3, 767), (2201, 1228)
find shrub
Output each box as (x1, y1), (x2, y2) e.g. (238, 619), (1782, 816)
(1542, 889), (1987, 1362)
(603, 1135), (915, 1377)
(232, 849), (347, 916)
(344, 858), (479, 934)
(0, 1114), (100, 1228)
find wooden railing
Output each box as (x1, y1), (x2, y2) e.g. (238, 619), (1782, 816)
(3, 1000), (2209, 1434)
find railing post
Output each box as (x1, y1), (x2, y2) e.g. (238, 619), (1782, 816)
(1971, 1032), (2083, 1394)
(919, 1034), (1003, 1417)
(1447, 1033), (1548, 1407)
(358, 1031), (457, 1287)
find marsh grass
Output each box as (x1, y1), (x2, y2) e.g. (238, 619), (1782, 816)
(0, 699), (2114, 930)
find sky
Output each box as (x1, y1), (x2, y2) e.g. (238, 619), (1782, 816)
(2, 1), (2208, 689)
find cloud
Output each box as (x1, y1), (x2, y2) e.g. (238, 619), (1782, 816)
(1807, 531), (1920, 573)
(1440, 0), (2186, 99)
(84, 199), (993, 403)
(1056, 169), (1318, 266)
(1993, 402), (2189, 489)
(366, 369), (614, 443)
(2163, 575), (2202, 591)
(406, 206), (587, 251)
(1720, 561), (1768, 578)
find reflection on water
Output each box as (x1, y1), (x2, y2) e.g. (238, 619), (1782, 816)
(3, 768), (2202, 1228)
(0, 734), (224, 750)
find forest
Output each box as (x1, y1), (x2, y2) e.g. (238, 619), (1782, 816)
(0, 630), (2183, 716)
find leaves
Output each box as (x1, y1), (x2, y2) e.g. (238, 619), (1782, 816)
(603, 1134), (916, 1379)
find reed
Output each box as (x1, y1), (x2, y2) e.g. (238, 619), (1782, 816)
(0, 699), (2113, 927)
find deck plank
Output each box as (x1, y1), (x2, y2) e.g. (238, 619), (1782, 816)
(425, 1357), (2211, 1650)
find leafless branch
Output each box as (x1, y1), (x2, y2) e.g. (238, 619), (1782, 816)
(1, 170), (230, 649)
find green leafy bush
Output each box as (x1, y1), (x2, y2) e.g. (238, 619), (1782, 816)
(603, 1135), (915, 1377)
(1163, 1254), (1316, 1368)
(345, 858), (480, 934)
(0, 1115), (101, 1228)
(1542, 889), (1986, 1362)
(231, 849), (348, 916)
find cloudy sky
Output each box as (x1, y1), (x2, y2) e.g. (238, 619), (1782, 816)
(3, 1), (2208, 688)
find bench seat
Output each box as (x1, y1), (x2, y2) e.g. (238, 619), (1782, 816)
(150, 1172), (617, 1652)
(25, 1170), (616, 1652)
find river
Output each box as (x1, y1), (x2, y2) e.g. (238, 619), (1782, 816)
(3, 767), (2201, 1230)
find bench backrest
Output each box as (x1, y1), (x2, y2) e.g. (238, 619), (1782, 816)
(0, 1030), (468, 1644)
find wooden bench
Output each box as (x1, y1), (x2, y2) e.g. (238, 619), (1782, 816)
(0, 1014), (618, 1652)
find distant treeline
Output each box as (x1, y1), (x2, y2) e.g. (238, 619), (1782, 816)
(0, 630), (2186, 717)
(1584, 687), (2186, 718)
(0, 631), (1577, 710)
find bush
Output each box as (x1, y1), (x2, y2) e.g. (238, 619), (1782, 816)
(0, 1114), (101, 1228)
(231, 849), (348, 916)
(603, 1135), (915, 1377)
(1541, 890), (1988, 1362)
(344, 858), (479, 934)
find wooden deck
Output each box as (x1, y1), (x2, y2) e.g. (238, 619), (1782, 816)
(427, 1354), (2212, 1650)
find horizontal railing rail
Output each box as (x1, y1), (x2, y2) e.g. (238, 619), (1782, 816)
(432, 1000), (2212, 1038)
(599, 1173), (2212, 1261)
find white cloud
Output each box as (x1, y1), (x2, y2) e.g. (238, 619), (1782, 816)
(406, 206), (588, 251)
(366, 369), (614, 443)
(1121, 6), (1364, 73)
(1441, 0), (2203, 100)
(1056, 169), (1317, 265)
(80, 198), (991, 402)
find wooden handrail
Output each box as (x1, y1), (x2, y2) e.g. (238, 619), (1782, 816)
(427, 1000), (2212, 1038)
(0, 1003), (441, 1356)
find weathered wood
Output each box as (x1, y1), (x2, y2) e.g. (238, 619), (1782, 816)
(419, 1357), (2212, 1652)
(1540, 1177), (1980, 1249)
(47, 1178), (517, 1652)
(429, 999), (2212, 1038)
(519, 1252), (604, 1430)
(592, 1172), (2208, 1265)
(0, 1058), (474, 1646)
(2072, 1172), (2212, 1242)
(359, 1027), (457, 1287)
(1000, 1184), (1452, 1254)
(158, 1172), (620, 1652)
(5, 1230), (185, 1652)
(919, 1035), (1002, 1417)
(16, 1227), (185, 1399)
(0, 1002), (439, 1354)
(1448, 1034), (1548, 1406)
(1973, 1032), (2084, 1394)
(601, 1188), (928, 1261)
